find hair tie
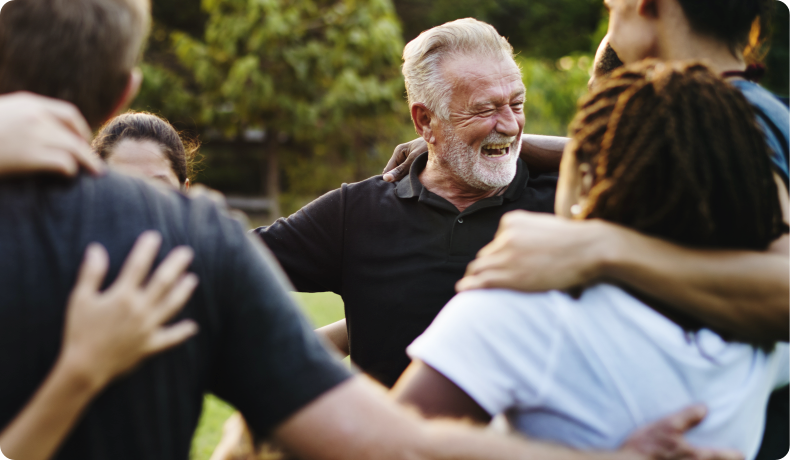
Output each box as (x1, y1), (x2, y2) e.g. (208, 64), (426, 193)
(721, 64), (766, 83)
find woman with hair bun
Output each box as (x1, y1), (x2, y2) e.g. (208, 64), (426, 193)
(93, 111), (199, 190)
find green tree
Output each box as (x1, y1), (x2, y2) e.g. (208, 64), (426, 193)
(169, 0), (410, 216)
(393, 0), (604, 59)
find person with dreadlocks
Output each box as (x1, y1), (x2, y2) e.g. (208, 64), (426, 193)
(448, 2), (789, 456)
(391, 61), (789, 459)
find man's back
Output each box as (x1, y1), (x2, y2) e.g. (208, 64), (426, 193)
(0, 172), (349, 459)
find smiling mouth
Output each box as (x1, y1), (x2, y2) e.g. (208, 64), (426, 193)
(482, 143), (511, 158)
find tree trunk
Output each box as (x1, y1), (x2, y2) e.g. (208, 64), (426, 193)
(263, 131), (281, 219)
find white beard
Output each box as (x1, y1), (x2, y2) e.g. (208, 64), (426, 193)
(438, 126), (520, 190)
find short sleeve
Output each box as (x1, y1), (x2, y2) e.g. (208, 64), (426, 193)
(191, 200), (352, 437)
(406, 289), (567, 416)
(251, 187), (345, 293)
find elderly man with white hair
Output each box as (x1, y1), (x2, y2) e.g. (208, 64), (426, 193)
(252, 17), (557, 388)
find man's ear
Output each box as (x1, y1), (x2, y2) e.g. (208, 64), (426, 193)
(410, 103), (436, 144)
(636, 0), (659, 18)
(103, 68), (143, 124)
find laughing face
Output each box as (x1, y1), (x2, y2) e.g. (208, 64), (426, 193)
(433, 54), (525, 190)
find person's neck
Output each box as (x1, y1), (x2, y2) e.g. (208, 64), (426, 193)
(657, 20), (745, 74)
(419, 150), (505, 213)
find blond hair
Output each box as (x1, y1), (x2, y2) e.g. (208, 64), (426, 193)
(402, 18), (516, 120)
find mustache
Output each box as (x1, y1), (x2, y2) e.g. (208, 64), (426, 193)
(481, 132), (517, 148)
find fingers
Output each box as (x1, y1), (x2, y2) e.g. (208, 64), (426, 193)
(38, 129), (99, 176)
(456, 269), (512, 292)
(149, 273), (199, 325)
(73, 243), (110, 295)
(383, 144), (409, 174)
(144, 246), (194, 301)
(115, 231), (163, 287)
(69, 146), (105, 176)
(38, 94), (93, 141)
(147, 320), (199, 354)
(382, 165), (403, 183)
(664, 404), (708, 432)
(383, 152), (418, 183)
(465, 244), (510, 275)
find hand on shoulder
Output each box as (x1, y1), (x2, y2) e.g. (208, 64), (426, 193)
(0, 92), (103, 178)
(457, 210), (618, 293)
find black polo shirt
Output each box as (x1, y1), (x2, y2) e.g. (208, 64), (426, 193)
(255, 152), (557, 387)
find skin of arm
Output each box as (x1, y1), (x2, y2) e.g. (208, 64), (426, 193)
(458, 174), (790, 342)
(0, 232), (199, 460)
(315, 318), (349, 357)
(273, 375), (743, 460)
(383, 134), (567, 182)
(391, 360), (490, 423)
(0, 92), (103, 177)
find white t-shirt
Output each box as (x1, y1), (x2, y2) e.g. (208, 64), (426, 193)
(407, 285), (789, 458)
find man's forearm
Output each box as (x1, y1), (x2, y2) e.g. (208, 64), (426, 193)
(601, 225), (789, 342)
(276, 376), (647, 460)
(414, 419), (639, 460)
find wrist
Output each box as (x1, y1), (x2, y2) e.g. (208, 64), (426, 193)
(55, 348), (109, 396)
(583, 219), (626, 283)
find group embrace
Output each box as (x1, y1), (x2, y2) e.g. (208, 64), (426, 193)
(0, 0), (787, 460)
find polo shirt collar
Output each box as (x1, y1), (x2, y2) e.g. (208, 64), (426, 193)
(395, 151), (530, 202)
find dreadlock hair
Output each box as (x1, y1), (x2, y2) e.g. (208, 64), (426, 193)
(567, 60), (787, 347)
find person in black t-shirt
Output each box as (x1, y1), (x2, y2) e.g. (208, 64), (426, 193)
(254, 18), (558, 388)
(0, 92), (201, 460)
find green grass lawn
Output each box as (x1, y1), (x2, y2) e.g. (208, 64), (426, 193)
(189, 291), (345, 460)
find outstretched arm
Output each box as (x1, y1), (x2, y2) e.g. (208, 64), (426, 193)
(0, 232), (198, 460)
(459, 175), (790, 342)
(274, 375), (742, 460)
(383, 134), (566, 182)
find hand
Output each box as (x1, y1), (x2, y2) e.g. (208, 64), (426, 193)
(383, 137), (427, 183)
(209, 413), (257, 460)
(0, 92), (103, 177)
(621, 405), (743, 460)
(457, 210), (613, 293)
(60, 231), (199, 390)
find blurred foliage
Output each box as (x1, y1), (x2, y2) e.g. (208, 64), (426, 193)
(520, 55), (593, 136)
(174, 0), (411, 213)
(135, 0), (413, 214)
(393, 0), (605, 59)
(764, 1), (789, 96)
